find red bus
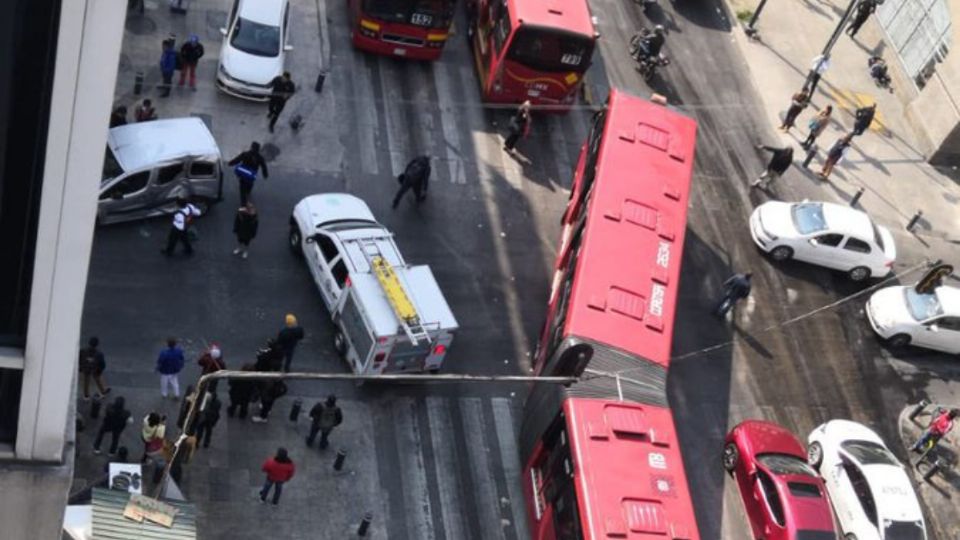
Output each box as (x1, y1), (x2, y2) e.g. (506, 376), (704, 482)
(466, 0), (596, 109)
(520, 88), (699, 539)
(349, 0), (455, 60)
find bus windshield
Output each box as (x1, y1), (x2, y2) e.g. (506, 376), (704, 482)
(507, 26), (593, 72)
(362, 0), (454, 29)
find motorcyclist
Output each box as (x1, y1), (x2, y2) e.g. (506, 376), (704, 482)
(637, 25), (666, 60)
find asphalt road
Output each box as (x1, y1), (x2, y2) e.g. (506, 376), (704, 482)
(77, 0), (958, 538)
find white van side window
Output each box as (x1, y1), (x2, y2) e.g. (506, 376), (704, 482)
(190, 161), (217, 177)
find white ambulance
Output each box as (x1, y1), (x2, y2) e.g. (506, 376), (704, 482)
(289, 194), (458, 374)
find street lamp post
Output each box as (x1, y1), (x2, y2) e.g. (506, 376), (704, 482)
(744, 0), (770, 38)
(802, 0), (860, 94)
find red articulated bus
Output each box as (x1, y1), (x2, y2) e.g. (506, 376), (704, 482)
(466, 0), (596, 109)
(519, 88), (700, 539)
(349, 0), (455, 60)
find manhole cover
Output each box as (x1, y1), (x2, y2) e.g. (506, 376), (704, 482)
(125, 14), (156, 35)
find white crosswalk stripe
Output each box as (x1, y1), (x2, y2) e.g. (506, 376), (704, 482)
(351, 58), (381, 176)
(491, 398), (530, 540)
(462, 397), (508, 540)
(393, 398), (436, 540)
(432, 61), (470, 185)
(426, 397), (468, 540)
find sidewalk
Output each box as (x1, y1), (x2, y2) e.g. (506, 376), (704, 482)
(723, 0), (960, 269)
(720, 0), (960, 536)
(898, 404), (960, 540)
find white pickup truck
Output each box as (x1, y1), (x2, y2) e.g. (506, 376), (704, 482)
(289, 194), (457, 374)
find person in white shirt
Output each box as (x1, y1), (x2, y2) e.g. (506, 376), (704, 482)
(162, 197), (201, 256)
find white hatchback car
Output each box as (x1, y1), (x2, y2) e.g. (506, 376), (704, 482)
(750, 201), (896, 281)
(865, 285), (960, 353)
(217, 0), (291, 100)
(808, 420), (927, 540)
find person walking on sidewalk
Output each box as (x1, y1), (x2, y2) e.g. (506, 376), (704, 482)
(178, 35), (204, 90)
(194, 391), (222, 449)
(227, 363), (257, 419)
(79, 336), (110, 400)
(819, 134), (853, 180)
(157, 338), (185, 399)
(162, 197), (201, 256)
(276, 313), (305, 372)
(392, 155), (431, 209)
(232, 203), (259, 259)
(852, 103), (877, 136)
(804, 54), (831, 94)
(259, 448), (295, 505)
(251, 380), (287, 423)
(159, 37), (177, 98)
(267, 71), (296, 133)
(134, 99), (157, 122)
(846, 0), (877, 38)
(109, 106), (128, 128)
(140, 412), (167, 463)
(504, 100), (532, 152)
(306, 395), (343, 449)
(714, 273), (752, 318)
(779, 90), (810, 132)
(751, 144), (794, 189)
(94, 396), (132, 455)
(912, 408), (958, 452)
(228, 142), (269, 207)
(802, 105), (833, 149)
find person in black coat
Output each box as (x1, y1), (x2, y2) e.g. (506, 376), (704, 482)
(751, 144), (794, 189)
(109, 106), (128, 128)
(255, 339), (285, 372)
(714, 273), (753, 318)
(276, 313), (305, 372)
(194, 392), (221, 449)
(232, 203), (259, 259)
(852, 103), (877, 136)
(251, 381), (287, 423)
(178, 35), (204, 89)
(94, 396), (132, 455)
(227, 363), (257, 419)
(503, 101), (531, 152)
(267, 72), (296, 132)
(392, 155), (431, 209)
(846, 0), (877, 38)
(228, 142), (269, 206)
(306, 395), (344, 449)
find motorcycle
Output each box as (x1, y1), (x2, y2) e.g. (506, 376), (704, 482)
(628, 32), (670, 81)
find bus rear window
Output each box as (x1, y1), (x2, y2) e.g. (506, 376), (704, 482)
(507, 26), (593, 72)
(362, 0), (454, 28)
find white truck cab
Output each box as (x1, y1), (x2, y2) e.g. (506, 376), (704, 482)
(289, 194), (457, 374)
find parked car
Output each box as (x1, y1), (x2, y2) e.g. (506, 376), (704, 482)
(807, 420), (927, 540)
(865, 284), (960, 353)
(749, 201), (895, 281)
(217, 0), (292, 100)
(289, 194), (458, 374)
(723, 420), (838, 540)
(99, 118), (222, 225)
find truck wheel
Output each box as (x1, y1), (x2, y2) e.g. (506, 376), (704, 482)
(288, 225), (303, 256)
(333, 329), (347, 357)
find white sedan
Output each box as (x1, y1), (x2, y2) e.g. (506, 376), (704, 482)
(750, 201), (896, 281)
(807, 420), (927, 540)
(217, 0), (291, 100)
(866, 285), (960, 353)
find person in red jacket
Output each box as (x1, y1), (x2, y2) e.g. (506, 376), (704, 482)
(913, 408), (958, 452)
(259, 447), (295, 504)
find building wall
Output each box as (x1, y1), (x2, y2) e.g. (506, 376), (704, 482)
(0, 0), (126, 538)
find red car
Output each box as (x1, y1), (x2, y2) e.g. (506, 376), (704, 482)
(723, 420), (838, 540)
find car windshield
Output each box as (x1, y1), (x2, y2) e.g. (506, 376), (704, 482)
(103, 146), (124, 182)
(230, 18), (280, 57)
(796, 531), (837, 540)
(841, 440), (898, 466)
(883, 520), (925, 540)
(361, 0), (454, 28)
(757, 453), (818, 477)
(904, 288), (943, 321)
(791, 202), (826, 234)
(787, 482), (823, 498)
(506, 26), (594, 72)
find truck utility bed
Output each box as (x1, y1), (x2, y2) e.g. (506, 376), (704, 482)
(350, 266), (458, 338)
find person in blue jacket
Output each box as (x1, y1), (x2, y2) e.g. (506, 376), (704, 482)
(159, 37), (177, 97)
(156, 338), (185, 399)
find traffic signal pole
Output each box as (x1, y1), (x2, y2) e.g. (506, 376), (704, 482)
(802, 0), (860, 93)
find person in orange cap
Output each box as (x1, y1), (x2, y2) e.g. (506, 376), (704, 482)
(276, 314), (305, 372)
